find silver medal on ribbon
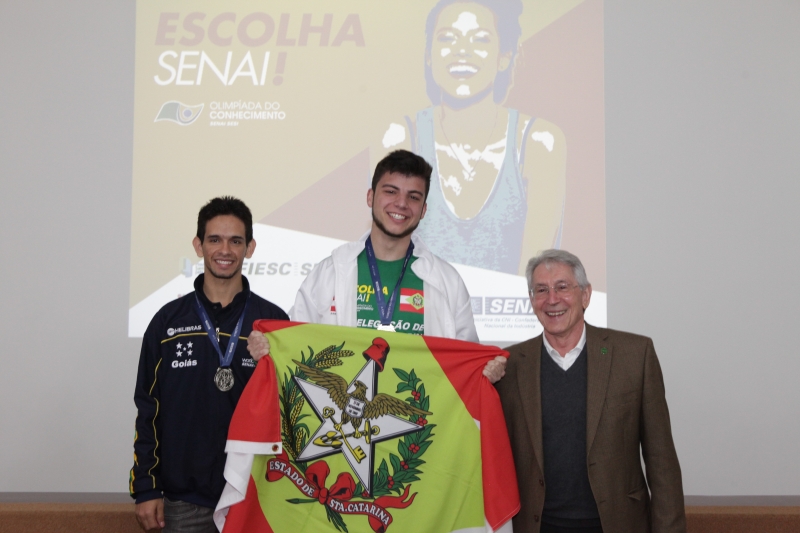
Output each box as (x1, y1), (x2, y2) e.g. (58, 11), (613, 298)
(214, 367), (234, 391)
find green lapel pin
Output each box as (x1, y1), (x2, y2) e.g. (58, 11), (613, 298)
(600, 347), (608, 355)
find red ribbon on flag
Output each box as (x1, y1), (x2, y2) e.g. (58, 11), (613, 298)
(371, 486), (416, 532)
(266, 452), (416, 532)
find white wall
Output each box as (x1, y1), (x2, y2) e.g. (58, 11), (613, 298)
(605, 2), (800, 494)
(0, 0), (798, 494)
(0, 1), (139, 491)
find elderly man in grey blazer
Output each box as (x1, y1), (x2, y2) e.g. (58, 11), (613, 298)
(495, 249), (686, 533)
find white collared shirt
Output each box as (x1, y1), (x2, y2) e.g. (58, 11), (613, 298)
(542, 325), (587, 371)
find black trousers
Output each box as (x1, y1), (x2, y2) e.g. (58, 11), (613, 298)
(540, 523), (603, 533)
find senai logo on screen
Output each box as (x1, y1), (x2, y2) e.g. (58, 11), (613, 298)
(155, 101), (204, 125)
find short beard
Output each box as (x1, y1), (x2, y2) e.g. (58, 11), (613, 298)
(372, 210), (419, 240)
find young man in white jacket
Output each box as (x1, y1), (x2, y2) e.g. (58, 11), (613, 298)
(249, 150), (505, 381)
(293, 230), (476, 340)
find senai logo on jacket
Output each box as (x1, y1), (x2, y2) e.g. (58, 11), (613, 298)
(155, 101), (204, 125)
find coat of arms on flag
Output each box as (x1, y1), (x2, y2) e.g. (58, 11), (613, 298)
(215, 320), (519, 533)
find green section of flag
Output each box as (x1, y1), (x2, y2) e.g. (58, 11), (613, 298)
(253, 325), (485, 533)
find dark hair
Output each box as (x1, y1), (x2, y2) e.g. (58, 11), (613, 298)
(371, 150), (433, 199)
(424, 0), (523, 105)
(196, 196), (253, 243)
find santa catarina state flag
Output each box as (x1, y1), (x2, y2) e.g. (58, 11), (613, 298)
(398, 288), (425, 314)
(214, 320), (519, 533)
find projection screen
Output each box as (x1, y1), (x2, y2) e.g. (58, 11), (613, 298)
(129, 0), (606, 342)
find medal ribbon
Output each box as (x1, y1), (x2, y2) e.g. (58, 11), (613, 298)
(193, 292), (249, 369)
(364, 237), (414, 327)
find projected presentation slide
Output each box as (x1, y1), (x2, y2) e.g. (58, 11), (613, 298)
(129, 0), (606, 342)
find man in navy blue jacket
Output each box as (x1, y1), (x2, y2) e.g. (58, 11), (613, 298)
(130, 197), (288, 532)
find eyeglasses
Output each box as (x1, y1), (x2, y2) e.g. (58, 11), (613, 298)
(529, 283), (580, 299)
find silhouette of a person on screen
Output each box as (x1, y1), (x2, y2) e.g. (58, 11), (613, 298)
(381, 0), (566, 275)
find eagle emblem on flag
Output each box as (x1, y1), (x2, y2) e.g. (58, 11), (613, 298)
(270, 336), (436, 531)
